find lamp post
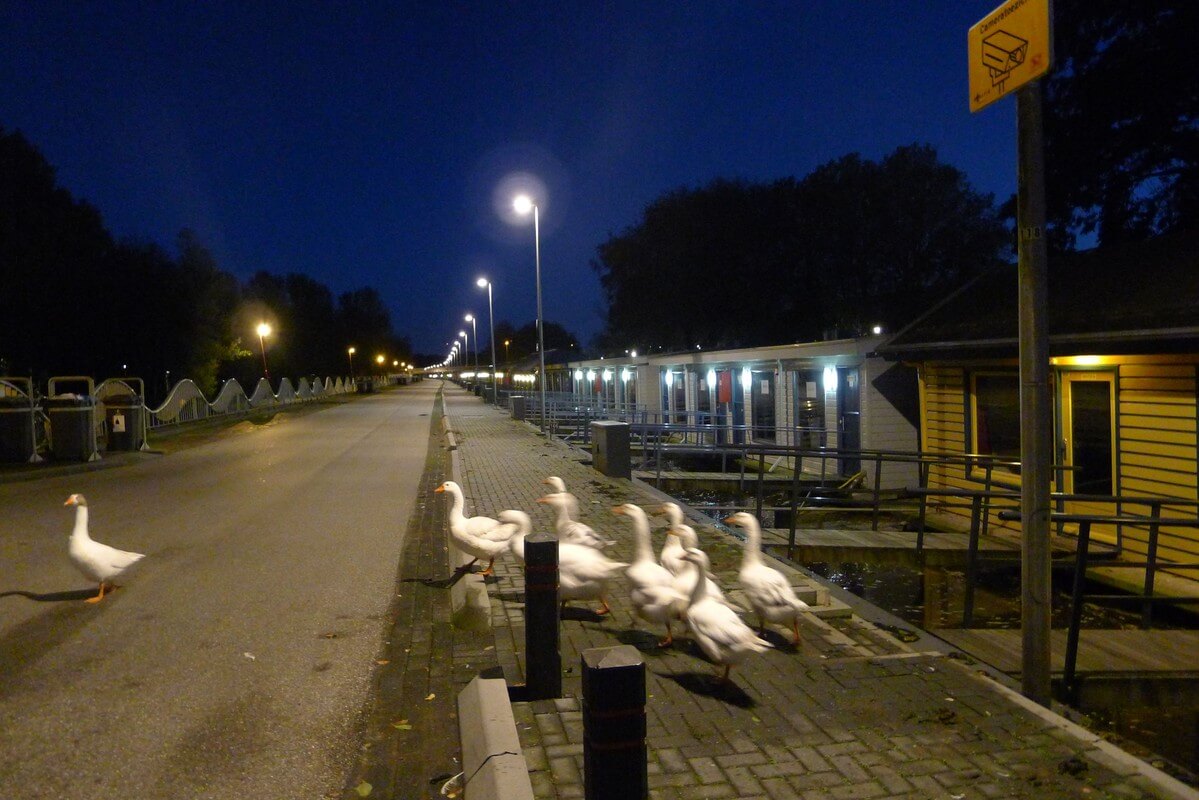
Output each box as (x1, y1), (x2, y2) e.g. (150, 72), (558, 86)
(256, 322), (272, 379)
(513, 194), (547, 431)
(347, 346), (356, 380)
(459, 331), (468, 379)
(375, 354), (385, 379)
(477, 277), (498, 404)
(465, 313), (478, 374)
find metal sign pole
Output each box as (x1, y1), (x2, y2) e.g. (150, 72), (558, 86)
(1017, 80), (1052, 706)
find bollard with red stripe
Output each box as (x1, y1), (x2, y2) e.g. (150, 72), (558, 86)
(524, 534), (561, 700)
(582, 645), (647, 799)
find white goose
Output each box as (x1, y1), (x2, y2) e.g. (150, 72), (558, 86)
(541, 476), (580, 516)
(656, 502), (689, 577)
(614, 503), (686, 646)
(656, 502), (739, 611)
(65, 493), (144, 603)
(506, 508), (627, 614)
(435, 480), (511, 575)
(726, 512), (809, 644)
(537, 492), (613, 549)
(680, 547), (772, 683)
(501, 510), (534, 565)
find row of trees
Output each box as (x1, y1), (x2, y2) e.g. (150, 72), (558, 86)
(593, 1), (1197, 353)
(0, 127), (411, 400)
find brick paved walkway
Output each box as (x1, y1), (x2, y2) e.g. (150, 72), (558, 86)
(443, 385), (1188, 800)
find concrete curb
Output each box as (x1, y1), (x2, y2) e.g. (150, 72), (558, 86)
(439, 392), (489, 629)
(441, 387), (534, 800)
(457, 676), (535, 800)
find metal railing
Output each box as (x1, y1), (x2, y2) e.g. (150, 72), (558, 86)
(998, 507), (1199, 700)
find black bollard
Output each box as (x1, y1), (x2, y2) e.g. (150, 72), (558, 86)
(582, 645), (647, 800)
(524, 534), (561, 700)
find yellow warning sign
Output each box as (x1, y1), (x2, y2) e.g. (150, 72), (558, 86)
(968, 0), (1052, 112)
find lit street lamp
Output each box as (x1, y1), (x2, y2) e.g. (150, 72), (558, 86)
(459, 330), (468, 376)
(513, 194), (547, 430)
(465, 313), (478, 373)
(347, 346), (356, 379)
(256, 322), (272, 379)
(477, 277), (498, 404)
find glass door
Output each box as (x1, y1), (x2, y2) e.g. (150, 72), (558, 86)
(1060, 372), (1116, 495)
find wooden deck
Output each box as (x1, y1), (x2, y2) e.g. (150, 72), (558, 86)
(935, 629), (1199, 676)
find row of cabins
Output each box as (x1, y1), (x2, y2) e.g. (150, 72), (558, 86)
(484, 229), (1199, 594)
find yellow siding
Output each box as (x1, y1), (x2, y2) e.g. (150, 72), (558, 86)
(916, 357), (1199, 583)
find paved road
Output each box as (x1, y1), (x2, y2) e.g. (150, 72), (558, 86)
(0, 383), (438, 799)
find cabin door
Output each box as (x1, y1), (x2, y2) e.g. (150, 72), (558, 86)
(837, 366), (861, 476)
(1060, 372), (1116, 495)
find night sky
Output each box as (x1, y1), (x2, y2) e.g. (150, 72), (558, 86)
(0, 2), (1018, 361)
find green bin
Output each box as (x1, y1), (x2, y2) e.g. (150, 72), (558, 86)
(44, 395), (99, 462)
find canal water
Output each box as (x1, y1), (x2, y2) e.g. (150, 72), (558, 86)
(674, 488), (1199, 784)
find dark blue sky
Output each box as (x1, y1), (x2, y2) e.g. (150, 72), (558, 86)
(0, 2), (1017, 360)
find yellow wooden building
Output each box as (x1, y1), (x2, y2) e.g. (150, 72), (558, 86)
(878, 230), (1199, 593)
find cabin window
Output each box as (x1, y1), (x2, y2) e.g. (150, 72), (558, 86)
(969, 371), (1063, 484)
(970, 373), (1022, 479)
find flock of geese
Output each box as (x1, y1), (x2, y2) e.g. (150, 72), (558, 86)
(58, 478), (810, 683)
(436, 476), (810, 683)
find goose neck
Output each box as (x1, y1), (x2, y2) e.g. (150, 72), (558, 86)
(71, 505), (90, 540)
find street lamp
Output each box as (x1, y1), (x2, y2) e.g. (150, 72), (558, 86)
(513, 194), (547, 430)
(376, 354), (385, 378)
(477, 277), (498, 404)
(256, 322), (272, 379)
(465, 313), (478, 373)
(459, 330), (468, 376)
(347, 346), (356, 379)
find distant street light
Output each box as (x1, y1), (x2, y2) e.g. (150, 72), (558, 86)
(256, 322), (272, 379)
(477, 277), (498, 404)
(459, 330), (468, 375)
(513, 194), (547, 430)
(465, 313), (478, 373)
(347, 346), (356, 379)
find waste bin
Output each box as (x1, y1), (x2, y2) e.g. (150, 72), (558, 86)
(0, 396), (40, 463)
(356, 377), (374, 394)
(104, 393), (146, 451)
(591, 420), (631, 479)
(510, 395), (526, 421)
(44, 395), (99, 462)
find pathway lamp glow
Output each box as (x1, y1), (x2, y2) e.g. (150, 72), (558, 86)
(513, 194), (547, 430)
(347, 346), (356, 379)
(256, 322), (272, 378)
(477, 277), (498, 404)
(465, 313), (478, 373)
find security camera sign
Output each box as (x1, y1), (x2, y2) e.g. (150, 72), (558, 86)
(968, 0), (1051, 112)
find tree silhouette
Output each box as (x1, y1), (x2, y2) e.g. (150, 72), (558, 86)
(1041, 0), (1199, 248)
(592, 145), (1008, 351)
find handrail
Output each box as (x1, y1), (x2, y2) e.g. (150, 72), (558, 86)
(998, 508), (1199, 700)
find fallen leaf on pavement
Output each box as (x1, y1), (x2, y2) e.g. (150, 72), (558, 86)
(355, 780), (372, 796)
(426, 693), (436, 700)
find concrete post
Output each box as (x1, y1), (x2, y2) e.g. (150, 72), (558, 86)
(524, 534), (561, 700)
(582, 645), (647, 800)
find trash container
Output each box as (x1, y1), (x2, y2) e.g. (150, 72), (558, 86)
(510, 395), (526, 421)
(104, 393), (146, 451)
(591, 420), (631, 479)
(356, 377), (374, 394)
(44, 395), (99, 462)
(0, 396), (40, 463)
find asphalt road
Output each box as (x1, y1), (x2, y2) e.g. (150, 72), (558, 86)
(0, 382), (438, 799)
